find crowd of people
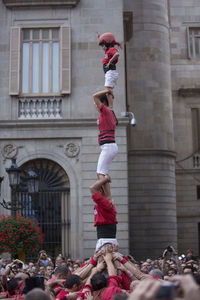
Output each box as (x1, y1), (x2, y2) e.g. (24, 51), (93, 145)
(0, 246), (199, 299)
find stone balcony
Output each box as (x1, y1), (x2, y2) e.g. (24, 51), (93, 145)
(3, 0), (80, 8)
(18, 97), (62, 119)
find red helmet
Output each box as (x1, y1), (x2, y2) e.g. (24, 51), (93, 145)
(97, 32), (122, 48)
(98, 32), (115, 45)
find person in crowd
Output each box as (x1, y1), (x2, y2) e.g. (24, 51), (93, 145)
(56, 274), (82, 300)
(45, 266), (54, 280)
(37, 251), (53, 268)
(46, 266), (71, 298)
(24, 288), (51, 300)
(55, 256), (64, 269)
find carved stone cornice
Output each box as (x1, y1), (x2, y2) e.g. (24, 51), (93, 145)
(3, 0), (80, 8)
(129, 149), (177, 159)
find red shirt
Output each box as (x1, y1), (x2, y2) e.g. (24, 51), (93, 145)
(102, 275), (123, 300)
(121, 272), (132, 290)
(56, 290), (70, 300)
(98, 104), (116, 145)
(92, 192), (118, 226)
(77, 276), (123, 300)
(102, 47), (119, 65)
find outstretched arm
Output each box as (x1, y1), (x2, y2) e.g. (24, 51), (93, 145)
(103, 244), (116, 276)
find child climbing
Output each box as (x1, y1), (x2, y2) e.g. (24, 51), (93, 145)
(97, 32), (122, 110)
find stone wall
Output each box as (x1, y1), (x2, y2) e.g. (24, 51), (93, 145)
(170, 0), (200, 255)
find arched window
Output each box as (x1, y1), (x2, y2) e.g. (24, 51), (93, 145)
(13, 159), (70, 260)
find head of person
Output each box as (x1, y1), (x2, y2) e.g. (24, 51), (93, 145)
(98, 32), (121, 50)
(28, 262), (34, 269)
(72, 263), (80, 271)
(100, 94), (109, 107)
(39, 250), (47, 260)
(65, 274), (82, 291)
(23, 276), (45, 294)
(149, 268), (164, 279)
(6, 277), (23, 296)
(54, 265), (70, 280)
(91, 272), (108, 291)
(55, 255), (64, 267)
(141, 262), (150, 274)
(99, 40), (112, 51)
(39, 266), (45, 276)
(186, 249), (193, 259)
(24, 288), (51, 300)
(167, 268), (177, 277)
(46, 265), (54, 277)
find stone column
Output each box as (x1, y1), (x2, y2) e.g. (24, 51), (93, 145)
(124, 0), (177, 259)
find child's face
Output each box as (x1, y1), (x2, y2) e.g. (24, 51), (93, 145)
(101, 45), (107, 51)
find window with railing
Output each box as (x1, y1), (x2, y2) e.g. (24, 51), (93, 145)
(9, 26), (71, 97)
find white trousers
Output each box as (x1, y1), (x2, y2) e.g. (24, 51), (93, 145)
(97, 143), (118, 175)
(104, 70), (119, 88)
(96, 238), (118, 251)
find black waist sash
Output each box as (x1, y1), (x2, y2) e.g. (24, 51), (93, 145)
(96, 223), (117, 239)
(103, 63), (116, 74)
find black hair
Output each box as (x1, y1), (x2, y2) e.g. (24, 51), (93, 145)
(100, 94), (109, 107)
(23, 276), (45, 294)
(65, 274), (81, 289)
(168, 267), (177, 274)
(7, 277), (22, 295)
(99, 40), (111, 49)
(54, 265), (69, 276)
(91, 273), (107, 291)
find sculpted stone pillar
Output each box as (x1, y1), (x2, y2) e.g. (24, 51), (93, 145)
(124, 0), (177, 258)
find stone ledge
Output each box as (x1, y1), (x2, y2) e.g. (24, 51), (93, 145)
(129, 149), (177, 159)
(178, 88), (200, 97)
(0, 118), (128, 129)
(3, 0), (80, 8)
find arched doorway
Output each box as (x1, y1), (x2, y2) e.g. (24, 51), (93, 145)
(13, 159), (70, 260)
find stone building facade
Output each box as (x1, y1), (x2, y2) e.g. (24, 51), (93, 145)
(0, 0), (200, 260)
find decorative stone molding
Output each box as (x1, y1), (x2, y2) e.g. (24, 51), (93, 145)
(1, 144), (23, 162)
(58, 143), (80, 158)
(3, 0), (80, 8)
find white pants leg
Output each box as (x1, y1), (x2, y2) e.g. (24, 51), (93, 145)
(104, 70), (119, 88)
(97, 143), (118, 175)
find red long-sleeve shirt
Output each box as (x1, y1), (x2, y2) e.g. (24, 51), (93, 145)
(92, 191), (118, 226)
(77, 276), (123, 300)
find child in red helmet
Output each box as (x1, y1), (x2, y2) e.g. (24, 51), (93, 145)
(97, 32), (121, 110)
